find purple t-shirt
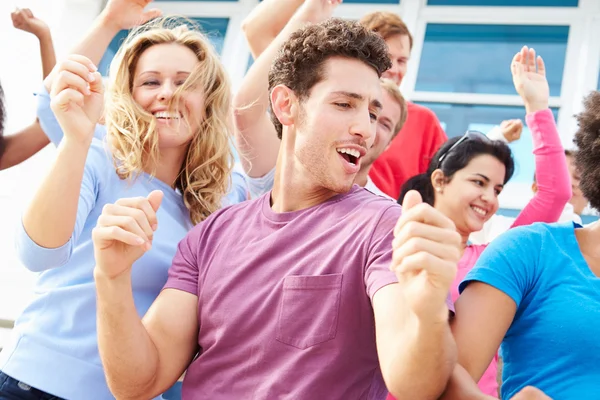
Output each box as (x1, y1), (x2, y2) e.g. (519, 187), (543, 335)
(165, 185), (409, 398)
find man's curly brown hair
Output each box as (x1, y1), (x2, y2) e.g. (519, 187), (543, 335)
(268, 18), (391, 139)
(574, 90), (600, 211)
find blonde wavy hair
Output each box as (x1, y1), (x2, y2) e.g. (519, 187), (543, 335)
(105, 17), (233, 224)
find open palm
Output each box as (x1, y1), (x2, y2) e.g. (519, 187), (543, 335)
(511, 46), (549, 113)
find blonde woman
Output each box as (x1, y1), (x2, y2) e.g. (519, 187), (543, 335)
(0, 19), (240, 400)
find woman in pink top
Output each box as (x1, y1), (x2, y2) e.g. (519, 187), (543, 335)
(393, 46), (571, 398)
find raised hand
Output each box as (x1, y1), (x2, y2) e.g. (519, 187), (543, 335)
(510, 387), (552, 400)
(101, 0), (163, 31)
(11, 8), (50, 39)
(511, 46), (549, 114)
(391, 190), (461, 322)
(93, 191), (164, 280)
(500, 119), (523, 143)
(294, 0), (343, 24)
(50, 55), (103, 144)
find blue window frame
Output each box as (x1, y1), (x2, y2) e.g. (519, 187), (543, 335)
(427, 0), (578, 5)
(416, 24), (569, 96)
(98, 17), (229, 76)
(417, 102), (559, 185)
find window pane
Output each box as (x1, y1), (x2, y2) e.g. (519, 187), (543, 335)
(416, 24), (568, 96)
(417, 102), (559, 185)
(427, 0), (577, 5)
(98, 17), (229, 76)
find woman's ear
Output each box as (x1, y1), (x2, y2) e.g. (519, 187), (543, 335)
(431, 169), (446, 194)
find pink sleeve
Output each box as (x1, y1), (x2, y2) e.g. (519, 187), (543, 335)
(510, 109), (572, 230)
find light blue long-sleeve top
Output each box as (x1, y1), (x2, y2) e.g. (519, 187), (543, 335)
(0, 88), (248, 399)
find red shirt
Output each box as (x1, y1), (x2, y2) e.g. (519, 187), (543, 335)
(369, 102), (447, 199)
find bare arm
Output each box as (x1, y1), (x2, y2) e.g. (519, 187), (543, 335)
(234, 0), (340, 177)
(242, 0), (305, 59)
(96, 275), (199, 399)
(37, 31), (56, 79)
(374, 284), (456, 399)
(0, 121), (50, 171)
(23, 55), (102, 248)
(376, 191), (462, 398)
(43, 0), (162, 92)
(11, 8), (57, 79)
(451, 282), (516, 382)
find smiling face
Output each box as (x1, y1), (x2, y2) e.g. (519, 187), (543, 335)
(433, 154), (506, 235)
(278, 56), (383, 194)
(131, 42), (205, 151)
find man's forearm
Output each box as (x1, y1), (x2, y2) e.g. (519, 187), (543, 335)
(387, 314), (456, 399)
(96, 271), (161, 399)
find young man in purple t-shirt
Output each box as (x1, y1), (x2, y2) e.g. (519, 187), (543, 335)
(91, 15), (462, 400)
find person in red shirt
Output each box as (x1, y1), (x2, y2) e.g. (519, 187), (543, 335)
(360, 12), (448, 199)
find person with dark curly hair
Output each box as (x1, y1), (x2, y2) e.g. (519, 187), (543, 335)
(233, 0), (407, 200)
(443, 94), (600, 399)
(93, 13), (462, 400)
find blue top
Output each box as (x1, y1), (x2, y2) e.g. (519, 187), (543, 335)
(460, 222), (600, 399)
(0, 90), (247, 399)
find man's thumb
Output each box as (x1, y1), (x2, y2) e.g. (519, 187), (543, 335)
(147, 190), (164, 212)
(401, 190), (423, 212)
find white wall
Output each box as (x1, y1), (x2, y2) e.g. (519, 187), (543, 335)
(0, 0), (101, 321)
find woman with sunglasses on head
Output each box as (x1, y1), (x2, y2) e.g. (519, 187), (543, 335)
(0, 15), (238, 400)
(395, 46), (571, 398)
(448, 90), (600, 399)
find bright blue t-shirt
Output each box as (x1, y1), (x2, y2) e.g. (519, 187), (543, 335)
(460, 222), (600, 399)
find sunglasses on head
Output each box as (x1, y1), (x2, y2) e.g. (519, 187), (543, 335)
(437, 130), (491, 167)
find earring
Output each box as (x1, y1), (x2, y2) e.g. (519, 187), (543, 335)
(436, 187), (442, 193)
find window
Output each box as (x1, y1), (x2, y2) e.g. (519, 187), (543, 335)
(98, 17), (229, 76)
(427, 0), (578, 5)
(418, 102), (559, 185)
(415, 24), (569, 96)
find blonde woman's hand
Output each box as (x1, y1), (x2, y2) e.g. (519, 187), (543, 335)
(50, 55), (103, 144)
(101, 0), (163, 31)
(511, 46), (549, 114)
(93, 191), (163, 281)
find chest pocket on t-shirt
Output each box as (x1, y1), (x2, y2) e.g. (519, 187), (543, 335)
(276, 274), (343, 350)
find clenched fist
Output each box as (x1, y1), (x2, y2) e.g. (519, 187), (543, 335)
(93, 191), (163, 280)
(391, 190), (461, 322)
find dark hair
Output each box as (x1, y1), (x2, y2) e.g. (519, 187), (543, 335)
(0, 81), (5, 159)
(398, 135), (515, 205)
(573, 91), (600, 211)
(268, 18), (391, 139)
